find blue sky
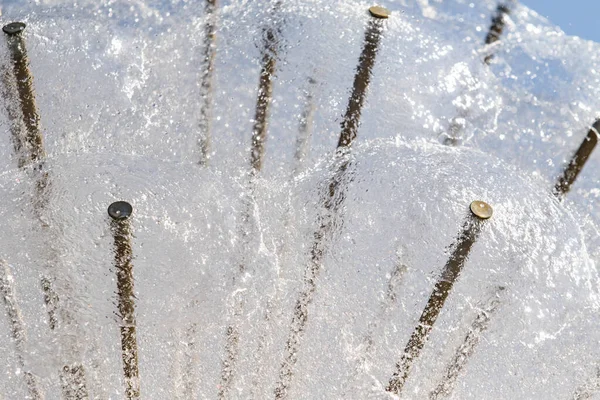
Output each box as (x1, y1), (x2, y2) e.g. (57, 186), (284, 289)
(521, 0), (600, 43)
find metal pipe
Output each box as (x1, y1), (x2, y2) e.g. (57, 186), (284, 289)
(386, 201), (493, 396)
(273, 7), (389, 399)
(429, 286), (504, 399)
(2, 20), (57, 328)
(250, 73), (318, 395)
(0, 260), (43, 399)
(337, 7), (388, 148)
(3, 22), (89, 399)
(248, 75), (319, 395)
(198, 0), (218, 166)
(108, 201), (140, 399)
(179, 0), (219, 393)
(363, 259), (407, 353)
(340, 253), (408, 398)
(2, 22), (44, 167)
(60, 365), (89, 400)
(484, 3), (512, 65)
(573, 368), (600, 399)
(180, 323), (198, 399)
(292, 76), (317, 175)
(217, 4), (284, 397)
(444, 2), (513, 146)
(553, 119), (600, 198)
(249, 2), (282, 173)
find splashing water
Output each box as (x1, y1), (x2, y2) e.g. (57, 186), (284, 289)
(0, 0), (599, 399)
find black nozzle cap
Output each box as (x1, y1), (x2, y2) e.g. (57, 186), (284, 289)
(3, 22), (26, 35)
(108, 201), (133, 220)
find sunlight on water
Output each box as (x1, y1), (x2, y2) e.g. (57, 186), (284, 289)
(0, 0), (599, 399)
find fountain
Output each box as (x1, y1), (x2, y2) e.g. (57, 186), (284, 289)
(0, 0), (599, 399)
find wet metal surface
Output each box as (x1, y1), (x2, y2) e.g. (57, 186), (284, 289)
(61, 364), (89, 400)
(109, 202), (140, 399)
(108, 201), (133, 220)
(553, 119), (600, 198)
(0, 261), (43, 399)
(249, 2), (282, 173)
(219, 3), (284, 398)
(386, 205), (491, 395)
(573, 367), (600, 399)
(470, 200), (493, 219)
(337, 13), (385, 148)
(2, 22), (90, 398)
(198, 0), (218, 166)
(444, 4), (511, 147)
(2, 22), (44, 167)
(292, 76), (318, 175)
(368, 6), (391, 19)
(2, 22), (26, 35)
(341, 255), (408, 397)
(274, 9), (387, 399)
(429, 287), (505, 399)
(484, 3), (512, 64)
